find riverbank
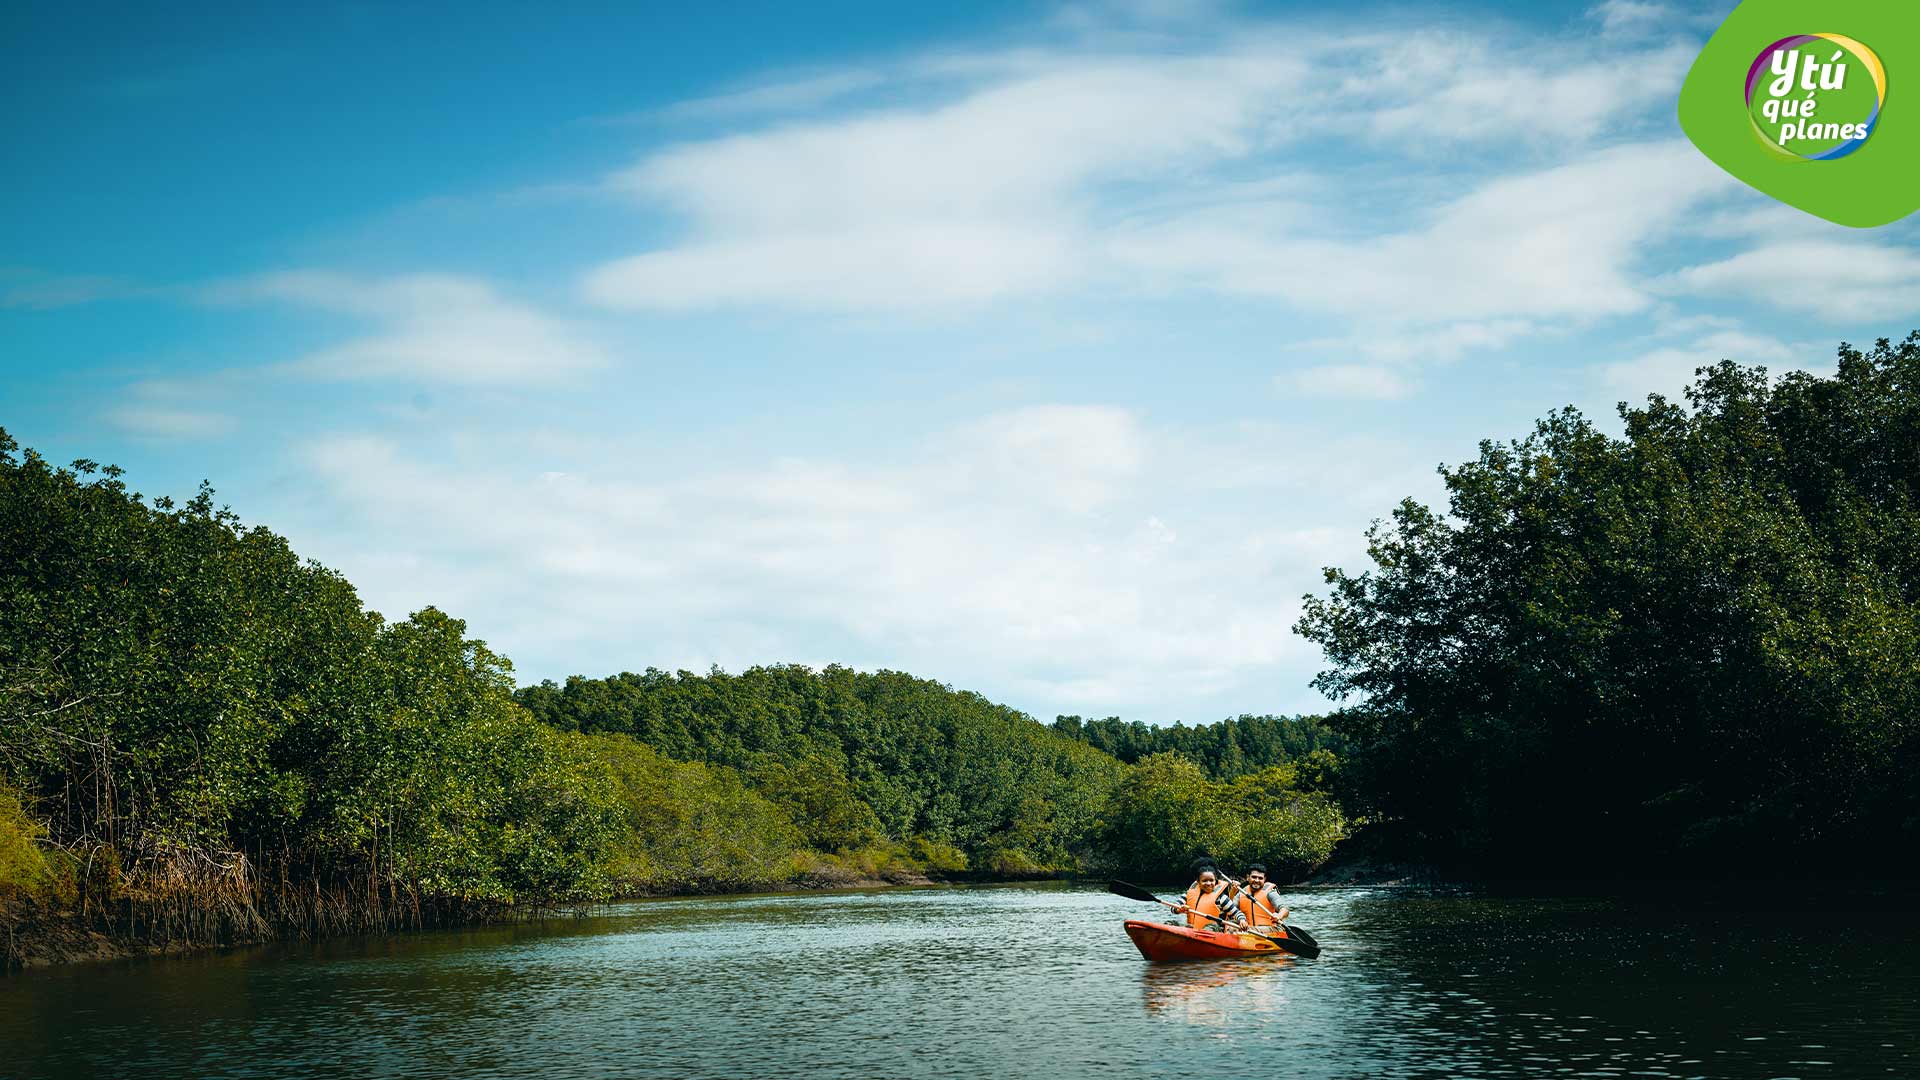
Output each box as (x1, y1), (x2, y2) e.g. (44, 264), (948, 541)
(6, 919), (167, 970)
(4, 869), (1089, 971)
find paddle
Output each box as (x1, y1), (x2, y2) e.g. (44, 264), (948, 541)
(1278, 921), (1322, 957)
(1107, 879), (1187, 914)
(1107, 878), (1234, 930)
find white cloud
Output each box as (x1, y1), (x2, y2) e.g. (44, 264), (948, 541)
(288, 406), (1425, 718)
(616, 58), (1294, 230)
(1357, 38), (1693, 143)
(584, 222), (1079, 310)
(582, 24), (1708, 315)
(1277, 363), (1414, 400)
(1662, 241), (1920, 321)
(944, 403), (1145, 512)
(1599, 328), (1819, 400)
(1117, 140), (1731, 322)
(100, 375), (245, 441)
(104, 405), (237, 439)
(623, 70), (886, 124)
(1283, 320), (1538, 371)
(1590, 0), (1671, 36)
(586, 53), (1303, 311)
(204, 271), (606, 384)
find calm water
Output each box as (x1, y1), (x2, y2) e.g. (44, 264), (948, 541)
(3, 885), (1917, 1079)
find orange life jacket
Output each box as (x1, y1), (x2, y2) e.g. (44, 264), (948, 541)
(1182, 882), (1223, 928)
(1234, 885), (1282, 929)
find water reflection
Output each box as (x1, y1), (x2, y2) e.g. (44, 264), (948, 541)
(1139, 956), (1296, 1024)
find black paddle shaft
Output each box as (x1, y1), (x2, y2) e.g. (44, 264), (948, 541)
(1107, 879), (1166, 904)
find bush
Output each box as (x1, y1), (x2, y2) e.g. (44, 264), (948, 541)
(0, 782), (52, 906)
(1098, 753), (1346, 879)
(590, 735), (802, 893)
(904, 836), (969, 874)
(1098, 753), (1222, 877)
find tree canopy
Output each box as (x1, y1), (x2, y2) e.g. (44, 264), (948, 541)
(1297, 336), (1920, 874)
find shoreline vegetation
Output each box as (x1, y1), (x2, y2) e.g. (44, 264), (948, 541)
(6, 333), (1919, 971)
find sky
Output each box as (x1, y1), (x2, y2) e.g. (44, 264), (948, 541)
(5, 0), (1919, 725)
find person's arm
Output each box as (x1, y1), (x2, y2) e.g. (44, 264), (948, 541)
(1263, 887), (1290, 924)
(1215, 884), (1246, 928)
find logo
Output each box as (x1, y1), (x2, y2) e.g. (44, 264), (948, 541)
(1745, 35), (1885, 160)
(1678, 0), (1916, 228)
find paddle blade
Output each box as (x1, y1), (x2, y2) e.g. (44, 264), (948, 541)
(1107, 880), (1164, 904)
(1279, 923), (1322, 958)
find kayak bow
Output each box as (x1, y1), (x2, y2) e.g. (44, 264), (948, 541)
(1123, 919), (1290, 962)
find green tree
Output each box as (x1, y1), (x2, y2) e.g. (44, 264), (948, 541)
(591, 736), (802, 893)
(1297, 336), (1920, 873)
(1098, 752), (1227, 877)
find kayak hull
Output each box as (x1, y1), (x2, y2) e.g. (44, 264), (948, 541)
(1123, 918), (1287, 961)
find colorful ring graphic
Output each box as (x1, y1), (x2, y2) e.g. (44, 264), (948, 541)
(1745, 34), (1885, 160)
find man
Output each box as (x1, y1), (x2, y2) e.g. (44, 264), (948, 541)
(1173, 865), (1230, 930)
(1222, 863), (1291, 934)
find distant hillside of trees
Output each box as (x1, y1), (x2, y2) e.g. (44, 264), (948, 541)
(514, 667), (1130, 874)
(513, 670), (1343, 880)
(1049, 713), (1344, 779)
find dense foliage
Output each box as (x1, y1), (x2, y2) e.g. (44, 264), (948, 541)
(0, 429), (622, 953)
(1050, 714), (1344, 779)
(1297, 338), (1920, 874)
(1099, 752), (1345, 880)
(589, 736), (803, 893)
(516, 667), (1130, 874)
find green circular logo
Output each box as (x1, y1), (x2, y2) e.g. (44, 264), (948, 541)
(1746, 35), (1885, 160)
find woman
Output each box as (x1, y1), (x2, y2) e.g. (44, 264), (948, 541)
(1174, 866), (1229, 930)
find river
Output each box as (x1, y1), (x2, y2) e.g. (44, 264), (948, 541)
(3, 884), (1916, 1078)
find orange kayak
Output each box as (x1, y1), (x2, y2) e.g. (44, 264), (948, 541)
(1123, 918), (1290, 961)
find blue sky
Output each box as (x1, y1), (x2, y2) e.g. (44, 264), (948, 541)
(6, 0), (1919, 724)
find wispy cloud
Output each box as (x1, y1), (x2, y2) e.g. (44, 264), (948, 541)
(1287, 321), (1538, 367)
(0, 268), (139, 309)
(1350, 36), (1692, 144)
(290, 405), (1432, 716)
(1661, 241), (1920, 321)
(1117, 140), (1730, 321)
(1589, 0), (1671, 36)
(101, 376), (245, 441)
(104, 405), (237, 440)
(1277, 364), (1415, 400)
(585, 52), (1306, 311)
(203, 271), (607, 384)
(581, 23), (1710, 318)
(1598, 328), (1821, 401)
(605, 70), (888, 125)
